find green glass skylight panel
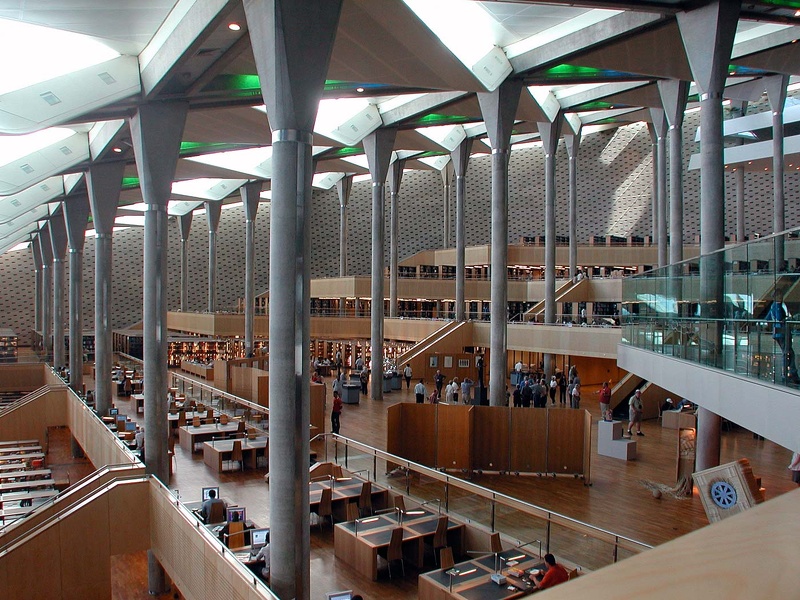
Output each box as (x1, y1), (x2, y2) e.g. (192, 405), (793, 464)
(413, 114), (473, 126)
(540, 64), (637, 81)
(179, 142), (255, 156)
(573, 101), (615, 111)
(759, 0), (800, 8)
(327, 147), (363, 159)
(122, 177), (140, 190)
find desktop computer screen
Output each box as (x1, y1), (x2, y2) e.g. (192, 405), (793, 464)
(227, 507), (246, 523)
(326, 591), (352, 600)
(250, 528), (269, 548)
(201, 486), (220, 501)
(125, 421), (137, 431)
(109, 407), (119, 416)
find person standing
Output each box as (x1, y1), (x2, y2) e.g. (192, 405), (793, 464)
(461, 377), (474, 405)
(355, 354), (364, 371)
(789, 452), (800, 486)
(549, 375), (557, 405)
(331, 392), (342, 435)
(558, 372), (567, 405)
(452, 378), (459, 403)
(434, 369), (445, 399)
(445, 380), (455, 403)
(414, 379), (426, 404)
(627, 389), (644, 436)
(597, 381), (611, 419)
(359, 369), (368, 395)
(403, 363), (412, 388)
(570, 380), (581, 409)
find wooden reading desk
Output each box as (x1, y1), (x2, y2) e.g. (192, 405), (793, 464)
(418, 549), (544, 600)
(178, 422), (243, 452)
(309, 478), (389, 522)
(0, 478), (55, 493)
(203, 437), (268, 473)
(0, 452), (45, 463)
(334, 509), (465, 581)
(0, 468), (51, 483)
(0, 440), (38, 448)
(0, 445), (42, 456)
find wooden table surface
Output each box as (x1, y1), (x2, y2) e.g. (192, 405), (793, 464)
(202, 437), (268, 473)
(178, 422), (243, 452)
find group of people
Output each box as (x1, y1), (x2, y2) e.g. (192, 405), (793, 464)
(511, 367), (581, 409)
(413, 373), (475, 404)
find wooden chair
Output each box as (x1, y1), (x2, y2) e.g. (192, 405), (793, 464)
(393, 495), (406, 513)
(167, 435), (176, 472)
(196, 403), (206, 412)
(220, 413), (230, 425)
(358, 481), (373, 517)
(431, 516), (449, 565)
(177, 412), (186, 428)
(237, 420), (246, 434)
(224, 521), (246, 549)
(192, 416), (201, 428)
(226, 440), (244, 472)
(345, 502), (360, 522)
(314, 487), (333, 530)
(208, 501), (226, 525)
(378, 527), (405, 579)
(439, 547), (455, 571)
(489, 532), (503, 554)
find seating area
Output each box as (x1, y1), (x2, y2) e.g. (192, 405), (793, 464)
(0, 439), (56, 525)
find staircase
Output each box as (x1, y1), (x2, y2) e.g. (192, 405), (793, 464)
(395, 320), (466, 367)
(523, 278), (584, 323)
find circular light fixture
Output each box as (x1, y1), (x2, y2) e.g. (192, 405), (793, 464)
(228, 22), (241, 31)
(112, 147), (123, 153)
(356, 87), (365, 93)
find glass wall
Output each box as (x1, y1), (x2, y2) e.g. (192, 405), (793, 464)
(622, 230), (800, 389)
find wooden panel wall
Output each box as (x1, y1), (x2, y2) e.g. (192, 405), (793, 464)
(436, 405), (472, 470)
(510, 409), (547, 473)
(400, 403), (436, 466)
(472, 406), (510, 472)
(0, 388), (66, 444)
(386, 403), (403, 464)
(0, 363), (47, 393)
(547, 409), (586, 474)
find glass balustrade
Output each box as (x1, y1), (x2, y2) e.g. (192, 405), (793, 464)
(622, 229), (800, 389)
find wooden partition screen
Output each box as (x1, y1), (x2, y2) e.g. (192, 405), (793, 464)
(0, 363), (48, 393)
(388, 405), (590, 478)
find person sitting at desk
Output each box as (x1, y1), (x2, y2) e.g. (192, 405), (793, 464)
(201, 490), (225, 523)
(250, 531), (270, 580)
(530, 553), (569, 590)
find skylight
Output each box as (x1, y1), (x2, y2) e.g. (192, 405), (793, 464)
(0, 19), (120, 96)
(505, 9), (620, 59)
(170, 178), (247, 201)
(0, 127), (74, 168)
(185, 147), (273, 178)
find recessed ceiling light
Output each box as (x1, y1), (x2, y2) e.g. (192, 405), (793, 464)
(228, 22), (241, 31)
(112, 147), (123, 153)
(795, 9), (800, 16)
(356, 87), (365, 93)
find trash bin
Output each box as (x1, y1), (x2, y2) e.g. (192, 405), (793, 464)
(382, 372), (393, 393)
(391, 371), (402, 390)
(342, 383), (360, 404)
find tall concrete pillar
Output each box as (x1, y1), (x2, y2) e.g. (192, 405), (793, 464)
(244, 1), (342, 597)
(647, 123), (658, 247)
(87, 161), (124, 416)
(178, 212), (193, 311)
(451, 138), (472, 321)
(388, 160), (405, 318)
(242, 182), (263, 356)
(442, 162), (454, 248)
(766, 75), (789, 271)
(31, 238), (42, 337)
(564, 123), (581, 281)
(539, 117), (562, 378)
(63, 195), (90, 395)
(39, 226), (53, 359)
(49, 215), (68, 368)
(205, 201), (222, 312)
(735, 166), (745, 242)
(650, 108), (668, 268)
(364, 128), (397, 400)
(658, 80), (690, 266)
(677, 0), (740, 472)
(336, 175), (352, 316)
(478, 80), (522, 406)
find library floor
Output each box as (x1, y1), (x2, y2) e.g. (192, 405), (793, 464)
(94, 369), (798, 600)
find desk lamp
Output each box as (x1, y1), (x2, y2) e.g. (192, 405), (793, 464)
(491, 553), (507, 585)
(448, 568), (476, 593)
(353, 516), (378, 536)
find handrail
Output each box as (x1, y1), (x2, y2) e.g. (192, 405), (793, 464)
(312, 432), (651, 558)
(0, 383), (67, 417)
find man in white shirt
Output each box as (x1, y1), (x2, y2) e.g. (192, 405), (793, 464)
(250, 535), (270, 580)
(414, 379), (426, 404)
(403, 363), (412, 388)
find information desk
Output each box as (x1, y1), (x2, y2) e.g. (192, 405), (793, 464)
(662, 410), (696, 430)
(418, 549), (544, 600)
(309, 478), (389, 522)
(333, 510), (465, 581)
(203, 437), (268, 473)
(178, 422), (243, 452)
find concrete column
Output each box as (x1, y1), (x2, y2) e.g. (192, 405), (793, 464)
(336, 175), (352, 317)
(564, 131), (580, 281)
(244, 1), (342, 596)
(242, 182), (263, 357)
(388, 160), (405, 318)
(178, 212), (193, 311)
(39, 227), (53, 360)
(677, 0), (740, 472)
(442, 162), (454, 248)
(658, 80), (690, 265)
(650, 108), (668, 268)
(205, 201), (222, 312)
(63, 196), (90, 396)
(131, 102), (187, 596)
(31, 238), (43, 336)
(539, 117), (562, 378)
(478, 80), (522, 406)
(87, 161), (124, 417)
(364, 128), (397, 400)
(648, 123), (658, 247)
(49, 216), (68, 368)
(766, 75), (789, 271)
(451, 139), (472, 322)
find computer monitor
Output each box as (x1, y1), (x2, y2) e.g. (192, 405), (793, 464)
(125, 421), (137, 431)
(326, 591), (352, 600)
(201, 486), (220, 501)
(109, 407), (119, 416)
(117, 414), (127, 423)
(250, 528), (269, 548)
(226, 507), (246, 523)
